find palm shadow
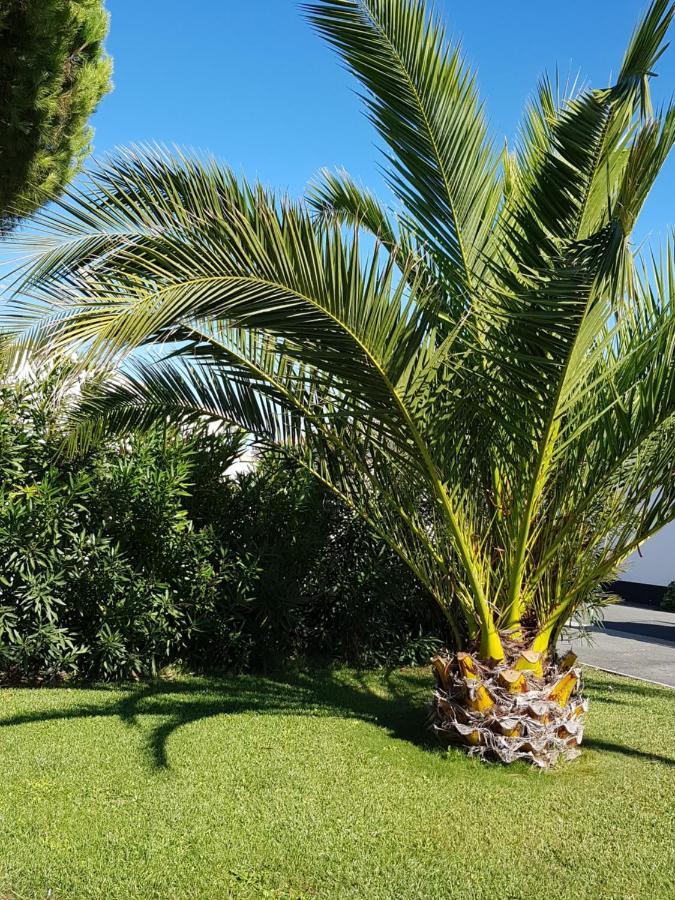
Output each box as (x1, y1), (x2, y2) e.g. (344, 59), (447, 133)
(1, 668), (439, 770)
(583, 738), (675, 767)
(582, 673), (675, 766)
(584, 673), (674, 700)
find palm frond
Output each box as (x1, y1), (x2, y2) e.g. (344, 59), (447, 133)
(304, 0), (501, 297)
(306, 168), (396, 245)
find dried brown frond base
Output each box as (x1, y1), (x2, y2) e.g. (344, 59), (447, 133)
(430, 651), (587, 768)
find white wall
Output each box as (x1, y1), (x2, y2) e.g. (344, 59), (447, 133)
(622, 520), (675, 586)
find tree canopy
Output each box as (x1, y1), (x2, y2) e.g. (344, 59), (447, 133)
(0, 0), (111, 230)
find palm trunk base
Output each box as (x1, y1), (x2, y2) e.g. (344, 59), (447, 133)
(430, 651), (588, 767)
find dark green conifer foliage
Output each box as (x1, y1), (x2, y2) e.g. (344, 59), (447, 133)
(0, 0), (111, 230)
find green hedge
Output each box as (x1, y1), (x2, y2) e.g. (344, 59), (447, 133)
(0, 369), (444, 681)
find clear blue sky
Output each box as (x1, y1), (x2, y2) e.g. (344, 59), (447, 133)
(65, 1), (675, 247)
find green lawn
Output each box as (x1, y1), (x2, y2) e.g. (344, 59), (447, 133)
(1, 667), (673, 899)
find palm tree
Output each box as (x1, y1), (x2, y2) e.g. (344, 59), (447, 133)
(5, 0), (675, 765)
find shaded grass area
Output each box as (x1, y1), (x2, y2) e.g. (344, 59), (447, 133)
(0, 666), (673, 899)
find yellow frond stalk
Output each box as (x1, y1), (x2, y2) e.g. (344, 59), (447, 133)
(514, 650), (544, 676)
(431, 655), (450, 688)
(479, 626), (505, 663)
(497, 669), (527, 694)
(548, 671), (578, 707)
(456, 652), (478, 679)
(467, 683), (494, 713)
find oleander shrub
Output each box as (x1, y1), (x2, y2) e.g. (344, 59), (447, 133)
(203, 455), (445, 669)
(0, 368), (251, 679)
(0, 367), (443, 680)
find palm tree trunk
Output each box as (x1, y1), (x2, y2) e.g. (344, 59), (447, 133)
(430, 648), (587, 767)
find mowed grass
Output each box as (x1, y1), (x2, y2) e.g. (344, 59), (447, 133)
(0, 667), (673, 900)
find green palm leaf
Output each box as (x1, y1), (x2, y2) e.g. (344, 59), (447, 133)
(304, 0), (502, 298)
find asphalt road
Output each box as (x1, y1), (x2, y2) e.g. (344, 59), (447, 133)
(560, 601), (675, 688)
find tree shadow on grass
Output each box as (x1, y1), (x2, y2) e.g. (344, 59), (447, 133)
(583, 738), (675, 767)
(1, 666), (673, 771)
(0, 668), (440, 770)
(582, 673), (675, 766)
(584, 673), (673, 700)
